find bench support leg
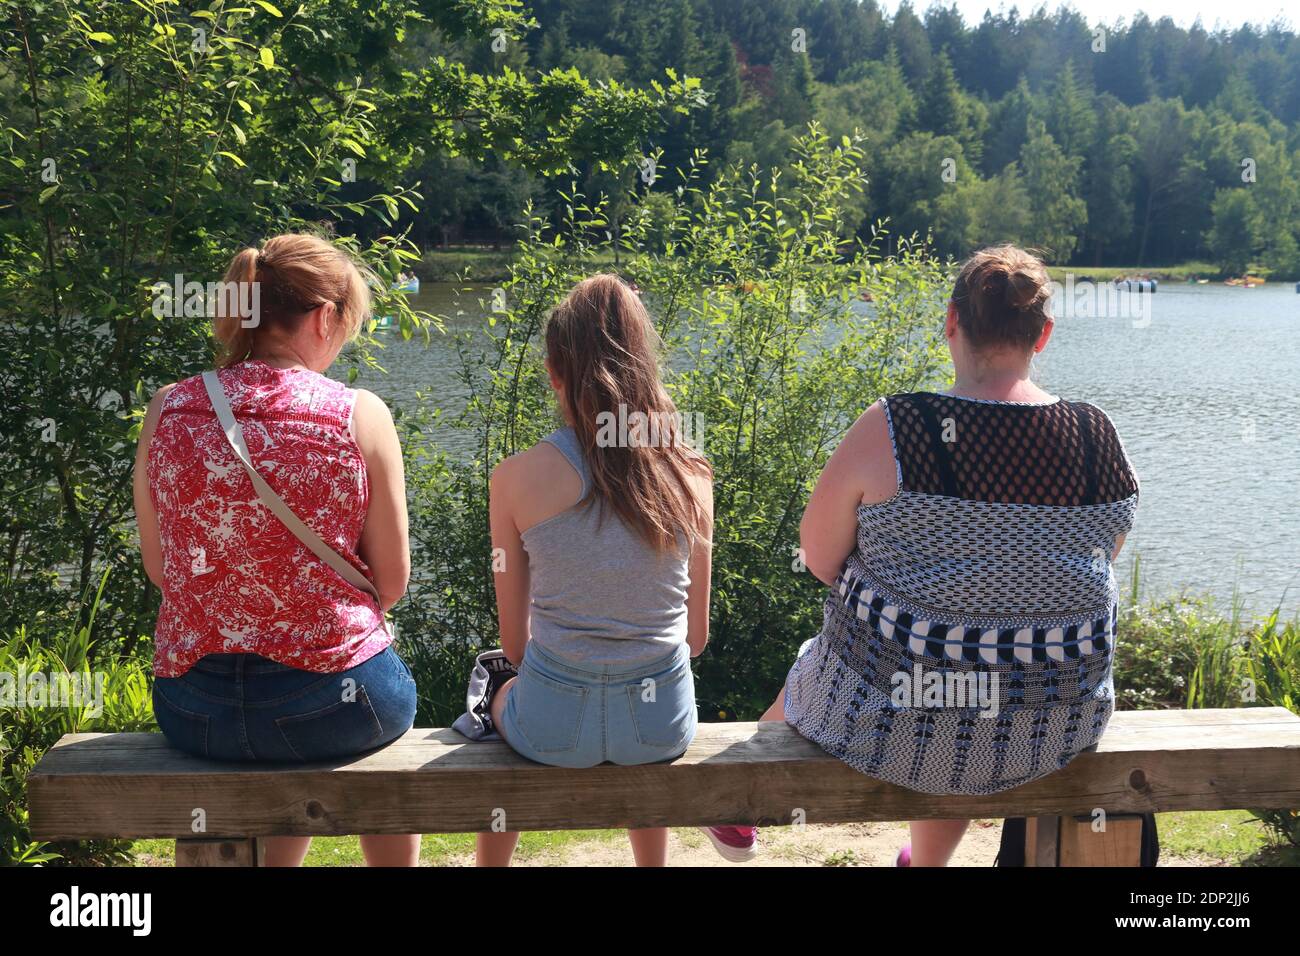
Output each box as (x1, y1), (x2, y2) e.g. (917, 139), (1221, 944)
(1025, 815), (1144, 866)
(175, 837), (264, 867)
(1025, 815), (1060, 866)
(1059, 814), (1144, 866)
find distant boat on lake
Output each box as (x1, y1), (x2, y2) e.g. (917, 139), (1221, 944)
(1224, 275), (1265, 287)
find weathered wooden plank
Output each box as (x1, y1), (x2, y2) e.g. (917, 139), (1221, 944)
(27, 708), (1300, 840)
(34, 706), (1300, 762)
(1058, 814), (1144, 867)
(175, 837), (263, 867)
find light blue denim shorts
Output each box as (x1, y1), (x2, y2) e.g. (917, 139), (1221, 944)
(499, 640), (697, 768)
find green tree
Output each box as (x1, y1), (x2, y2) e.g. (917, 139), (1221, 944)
(1082, 97), (1137, 265)
(1045, 61), (1095, 158)
(913, 51), (984, 165)
(1018, 120), (1087, 261)
(1204, 188), (1262, 276)
(1131, 99), (1207, 265)
(874, 131), (974, 251)
(771, 49), (816, 129)
(917, 50), (963, 138)
(0, 0), (700, 637)
(1243, 140), (1300, 276)
(938, 163), (1031, 254)
(888, 1), (932, 83)
(982, 77), (1037, 175)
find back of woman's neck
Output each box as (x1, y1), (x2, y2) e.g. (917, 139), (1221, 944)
(248, 352), (309, 371)
(948, 369), (1051, 403)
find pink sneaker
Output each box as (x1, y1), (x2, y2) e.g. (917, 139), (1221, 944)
(700, 825), (759, 862)
(895, 844), (912, 867)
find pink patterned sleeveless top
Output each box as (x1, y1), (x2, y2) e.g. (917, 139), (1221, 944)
(147, 360), (390, 677)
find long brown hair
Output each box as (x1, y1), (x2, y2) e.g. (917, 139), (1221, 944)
(213, 233), (372, 367)
(951, 244), (1052, 352)
(545, 274), (711, 554)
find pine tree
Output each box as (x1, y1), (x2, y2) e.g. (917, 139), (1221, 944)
(1046, 62), (1095, 158)
(1019, 120), (1088, 261)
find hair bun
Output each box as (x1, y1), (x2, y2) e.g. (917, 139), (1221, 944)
(1003, 268), (1043, 310)
(951, 245), (1052, 351)
(979, 269), (1008, 305)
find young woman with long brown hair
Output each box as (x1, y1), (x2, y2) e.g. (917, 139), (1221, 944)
(474, 274), (715, 867)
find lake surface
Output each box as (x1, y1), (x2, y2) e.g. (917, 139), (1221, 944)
(343, 281), (1300, 616)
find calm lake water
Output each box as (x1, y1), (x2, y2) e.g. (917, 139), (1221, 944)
(343, 281), (1300, 616)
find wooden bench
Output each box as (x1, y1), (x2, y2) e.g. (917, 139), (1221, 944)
(28, 707), (1300, 866)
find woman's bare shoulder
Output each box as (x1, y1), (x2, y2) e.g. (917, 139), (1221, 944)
(492, 440), (584, 531)
(493, 440), (582, 503)
(843, 400), (898, 505)
(141, 382), (180, 434)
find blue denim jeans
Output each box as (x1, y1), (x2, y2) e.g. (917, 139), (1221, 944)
(499, 640), (697, 768)
(152, 647), (417, 762)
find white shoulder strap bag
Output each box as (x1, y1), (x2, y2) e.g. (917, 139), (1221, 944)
(202, 370), (385, 609)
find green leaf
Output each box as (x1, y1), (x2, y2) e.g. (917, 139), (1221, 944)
(38, 185), (59, 204)
(216, 151), (246, 168)
(252, 0), (284, 16)
(86, 32), (114, 44)
(259, 47), (275, 70)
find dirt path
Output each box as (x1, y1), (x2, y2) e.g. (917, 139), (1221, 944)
(444, 821), (1210, 867)
(129, 822), (1220, 867)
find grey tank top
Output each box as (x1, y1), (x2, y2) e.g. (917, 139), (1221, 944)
(520, 427), (691, 666)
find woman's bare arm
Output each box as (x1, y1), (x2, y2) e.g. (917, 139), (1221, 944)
(800, 401), (895, 586)
(684, 470), (714, 658)
(133, 385), (175, 587)
(489, 455), (532, 665)
(353, 389), (410, 611)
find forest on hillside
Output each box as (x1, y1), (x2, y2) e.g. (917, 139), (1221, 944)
(397, 0), (1300, 275)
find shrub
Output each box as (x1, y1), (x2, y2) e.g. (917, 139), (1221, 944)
(1241, 609), (1300, 847)
(1, 573), (154, 866)
(1111, 564), (1300, 849)
(393, 126), (950, 724)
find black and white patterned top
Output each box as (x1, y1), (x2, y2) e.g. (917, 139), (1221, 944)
(785, 392), (1139, 795)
